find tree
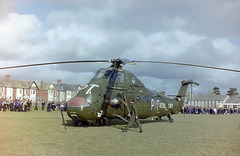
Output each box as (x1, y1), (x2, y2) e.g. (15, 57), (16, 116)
(205, 90), (212, 95)
(226, 88), (239, 96)
(212, 87), (221, 95)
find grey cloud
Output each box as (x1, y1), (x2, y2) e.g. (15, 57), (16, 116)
(0, 0), (15, 18)
(0, 0), (240, 95)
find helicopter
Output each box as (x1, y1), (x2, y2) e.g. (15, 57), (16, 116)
(66, 59), (199, 125)
(1, 58), (239, 126)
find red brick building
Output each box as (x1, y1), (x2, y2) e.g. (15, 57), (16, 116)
(0, 74), (39, 102)
(37, 79), (82, 103)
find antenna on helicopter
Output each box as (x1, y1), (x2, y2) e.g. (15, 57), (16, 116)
(190, 67), (196, 99)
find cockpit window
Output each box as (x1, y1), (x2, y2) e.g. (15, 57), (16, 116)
(116, 73), (124, 85)
(95, 70), (105, 79)
(104, 70), (113, 79)
(109, 70), (117, 82)
(94, 69), (115, 79)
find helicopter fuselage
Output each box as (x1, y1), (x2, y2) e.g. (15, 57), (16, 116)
(67, 67), (184, 123)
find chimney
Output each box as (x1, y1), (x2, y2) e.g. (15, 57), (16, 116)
(57, 79), (61, 86)
(41, 80), (44, 90)
(6, 74), (10, 81)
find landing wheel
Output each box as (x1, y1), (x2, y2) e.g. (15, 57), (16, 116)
(106, 120), (111, 126)
(157, 116), (162, 120)
(133, 122), (138, 128)
(167, 114), (174, 123)
(98, 119), (104, 126)
(79, 121), (89, 126)
(72, 119), (79, 126)
(99, 118), (111, 126)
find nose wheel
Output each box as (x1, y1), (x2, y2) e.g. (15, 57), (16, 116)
(167, 114), (174, 123)
(72, 119), (79, 126)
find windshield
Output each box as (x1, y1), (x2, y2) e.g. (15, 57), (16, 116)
(94, 69), (115, 79)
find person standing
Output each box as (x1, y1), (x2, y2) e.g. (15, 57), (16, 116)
(34, 102), (38, 111)
(3, 100), (6, 111)
(17, 100), (21, 112)
(122, 99), (143, 133)
(6, 100), (10, 111)
(27, 100), (30, 111)
(0, 100), (2, 111)
(47, 102), (51, 112)
(10, 101), (13, 111)
(29, 100), (32, 111)
(23, 100), (27, 112)
(41, 101), (45, 110)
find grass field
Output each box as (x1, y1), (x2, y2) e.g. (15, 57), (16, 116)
(0, 110), (239, 156)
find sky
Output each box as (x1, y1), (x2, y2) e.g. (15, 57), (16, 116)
(0, 0), (239, 96)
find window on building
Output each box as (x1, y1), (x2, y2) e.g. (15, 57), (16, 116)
(49, 90), (53, 94)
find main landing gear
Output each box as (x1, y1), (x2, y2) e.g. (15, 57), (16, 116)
(167, 114), (174, 123)
(98, 118), (111, 126)
(72, 119), (89, 126)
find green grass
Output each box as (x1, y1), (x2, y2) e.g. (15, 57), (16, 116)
(0, 110), (239, 156)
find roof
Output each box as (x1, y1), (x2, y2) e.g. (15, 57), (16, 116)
(42, 83), (55, 90)
(53, 84), (64, 91)
(190, 94), (228, 101)
(0, 78), (39, 90)
(60, 83), (81, 92)
(43, 83), (81, 92)
(225, 96), (240, 103)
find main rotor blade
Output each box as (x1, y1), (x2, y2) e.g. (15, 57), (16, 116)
(133, 61), (240, 73)
(1, 59), (239, 73)
(0, 60), (109, 70)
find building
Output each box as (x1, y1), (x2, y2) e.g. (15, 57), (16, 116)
(0, 74), (39, 103)
(187, 94), (230, 108)
(37, 79), (82, 103)
(218, 96), (240, 109)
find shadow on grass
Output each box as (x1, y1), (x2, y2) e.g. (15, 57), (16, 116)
(63, 118), (169, 128)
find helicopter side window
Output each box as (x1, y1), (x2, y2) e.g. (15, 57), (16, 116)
(143, 96), (149, 103)
(136, 95), (142, 102)
(115, 73), (124, 85)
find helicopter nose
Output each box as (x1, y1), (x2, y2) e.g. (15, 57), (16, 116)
(68, 97), (87, 106)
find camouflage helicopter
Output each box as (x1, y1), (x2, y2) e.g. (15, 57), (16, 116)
(67, 59), (199, 126)
(1, 58), (239, 126)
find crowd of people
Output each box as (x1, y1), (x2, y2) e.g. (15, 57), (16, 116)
(0, 99), (67, 112)
(0, 99), (33, 112)
(1, 99), (239, 115)
(41, 101), (67, 112)
(180, 106), (240, 115)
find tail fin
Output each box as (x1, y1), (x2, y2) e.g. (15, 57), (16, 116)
(176, 80), (199, 98)
(172, 80), (199, 114)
